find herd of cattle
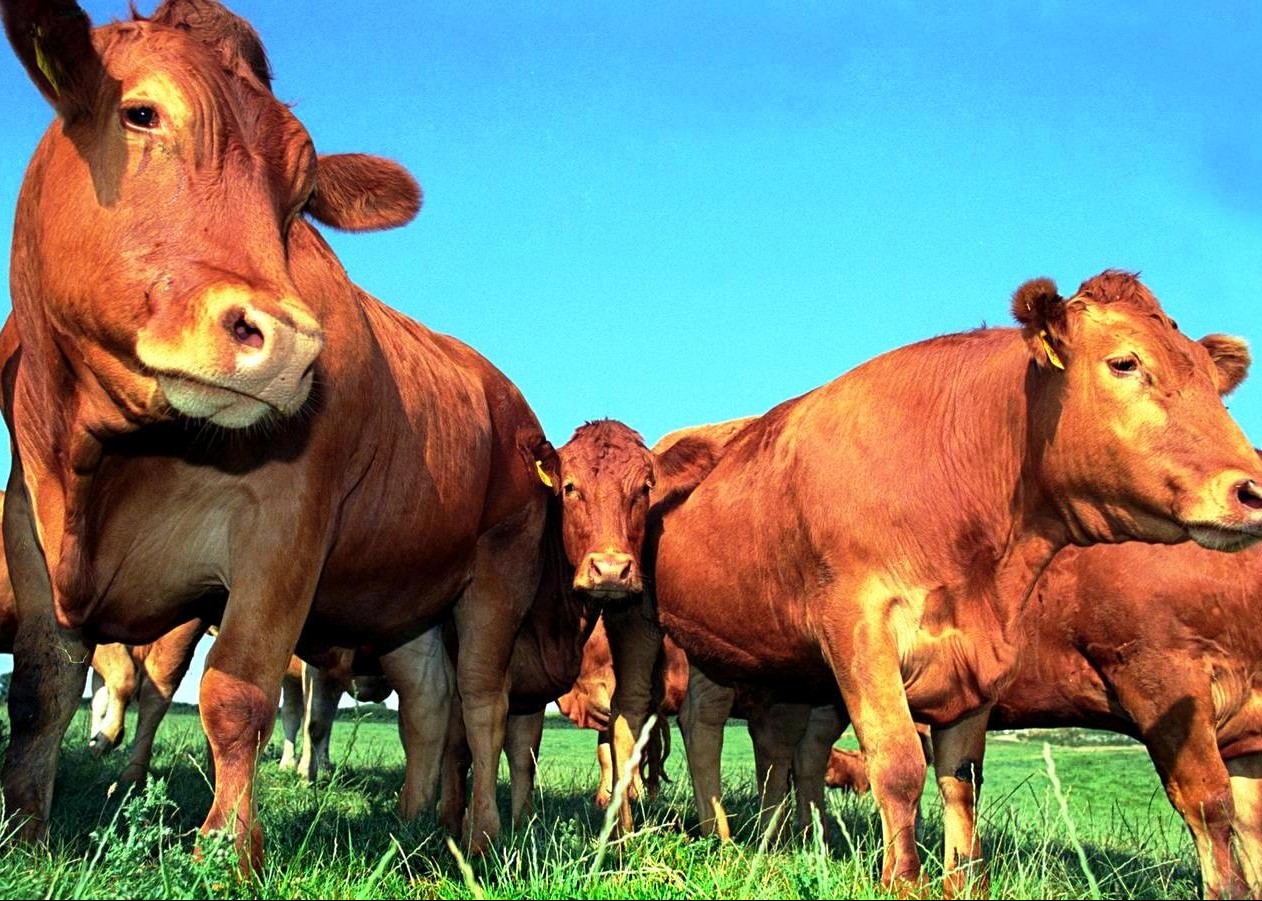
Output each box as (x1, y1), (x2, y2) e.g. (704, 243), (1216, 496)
(1, 0), (1261, 898)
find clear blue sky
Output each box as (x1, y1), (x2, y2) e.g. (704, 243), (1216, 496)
(1, 2), (1259, 705)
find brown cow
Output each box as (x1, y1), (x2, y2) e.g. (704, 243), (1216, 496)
(1, 0), (550, 866)
(436, 420), (716, 832)
(824, 748), (869, 794)
(607, 271), (1262, 893)
(277, 651), (391, 780)
(971, 540), (1262, 898)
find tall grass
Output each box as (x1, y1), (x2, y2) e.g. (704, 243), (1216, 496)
(0, 706), (1201, 899)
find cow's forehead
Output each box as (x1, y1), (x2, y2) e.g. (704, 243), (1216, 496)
(561, 422), (652, 481)
(1077, 303), (1202, 381)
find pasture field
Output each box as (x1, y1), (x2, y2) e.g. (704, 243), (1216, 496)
(0, 705), (1199, 899)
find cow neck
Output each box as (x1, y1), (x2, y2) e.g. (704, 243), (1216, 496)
(907, 330), (1070, 644)
(528, 495), (601, 693)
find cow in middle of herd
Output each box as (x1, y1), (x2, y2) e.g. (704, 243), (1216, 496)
(2, 2), (1262, 900)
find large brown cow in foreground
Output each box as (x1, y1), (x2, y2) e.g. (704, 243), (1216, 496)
(607, 271), (1262, 893)
(1, 0), (552, 866)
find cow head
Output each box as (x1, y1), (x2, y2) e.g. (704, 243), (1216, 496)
(1016, 270), (1262, 550)
(2, 1), (420, 429)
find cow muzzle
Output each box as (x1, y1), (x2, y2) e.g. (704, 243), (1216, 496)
(1183, 472), (1262, 551)
(573, 551), (642, 599)
(137, 285), (325, 428)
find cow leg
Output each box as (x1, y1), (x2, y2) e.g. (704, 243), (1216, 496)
(595, 729), (615, 809)
(748, 700), (811, 840)
(605, 599), (665, 833)
(439, 690), (473, 836)
(678, 667), (735, 839)
(380, 626), (454, 820)
(1226, 753), (1262, 896)
(87, 655), (133, 757)
(299, 663), (342, 780)
(820, 607), (927, 890)
(278, 671), (303, 771)
(932, 706), (990, 898)
(505, 710), (545, 827)
(199, 557), (322, 872)
(1, 468), (91, 842)
(451, 511), (544, 856)
(792, 705), (847, 836)
(122, 620), (205, 784)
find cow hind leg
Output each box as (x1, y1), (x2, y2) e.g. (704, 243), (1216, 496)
(791, 705), (847, 838)
(438, 691), (473, 836)
(748, 700), (811, 841)
(380, 626), (454, 821)
(678, 667), (735, 839)
(1226, 753), (1262, 897)
(122, 621), (204, 784)
(452, 510), (542, 855)
(505, 711), (545, 827)
(299, 664), (342, 781)
(278, 672), (302, 771)
(87, 667), (130, 757)
(595, 730), (615, 809)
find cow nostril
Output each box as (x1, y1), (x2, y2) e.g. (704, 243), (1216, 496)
(1237, 479), (1262, 511)
(225, 308), (265, 350)
(617, 561), (632, 581)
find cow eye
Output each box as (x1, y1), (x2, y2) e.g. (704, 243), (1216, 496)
(1108, 357), (1140, 377)
(563, 482), (577, 498)
(122, 105), (160, 130)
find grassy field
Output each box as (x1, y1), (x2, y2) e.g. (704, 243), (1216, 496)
(0, 704), (1201, 899)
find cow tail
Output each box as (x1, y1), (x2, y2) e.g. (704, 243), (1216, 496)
(643, 713), (673, 798)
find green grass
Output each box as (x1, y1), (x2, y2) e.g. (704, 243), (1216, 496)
(0, 704), (1201, 899)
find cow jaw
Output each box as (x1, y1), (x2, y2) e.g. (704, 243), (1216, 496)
(136, 285), (324, 427)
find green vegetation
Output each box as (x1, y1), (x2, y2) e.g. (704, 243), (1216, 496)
(0, 705), (1199, 899)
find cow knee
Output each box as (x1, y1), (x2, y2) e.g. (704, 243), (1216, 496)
(201, 671), (273, 763)
(869, 752), (925, 807)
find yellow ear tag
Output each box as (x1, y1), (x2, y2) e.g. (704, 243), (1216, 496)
(535, 460), (554, 489)
(1039, 330), (1065, 370)
(32, 28), (62, 98)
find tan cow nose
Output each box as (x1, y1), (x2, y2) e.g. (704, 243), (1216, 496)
(588, 553), (635, 585)
(1235, 479), (1262, 511)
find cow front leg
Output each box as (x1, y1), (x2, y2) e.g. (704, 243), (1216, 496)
(199, 557), (320, 873)
(1226, 753), (1262, 897)
(278, 669), (303, 771)
(933, 706), (990, 898)
(505, 711), (545, 826)
(748, 699), (811, 841)
(2, 468), (90, 842)
(604, 599), (665, 834)
(299, 663), (342, 781)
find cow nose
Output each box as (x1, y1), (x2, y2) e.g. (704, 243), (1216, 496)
(1236, 479), (1262, 511)
(225, 307), (266, 350)
(588, 553), (634, 585)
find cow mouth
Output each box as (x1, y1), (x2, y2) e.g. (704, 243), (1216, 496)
(576, 586), (643, 604)
(87, 731), (122, 757)
(156, 368), (314, 428)
(1187, 522), (1262, 552)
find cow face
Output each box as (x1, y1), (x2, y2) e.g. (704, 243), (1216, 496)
(2, 1), (419, 428)
(1016, 271), (1262, 550)
(550, 421), (656, 600)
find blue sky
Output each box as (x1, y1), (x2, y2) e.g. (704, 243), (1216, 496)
(0, 2), (1259, 705)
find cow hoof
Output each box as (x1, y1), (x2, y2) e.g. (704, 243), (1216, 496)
(594, 789), (611, 809)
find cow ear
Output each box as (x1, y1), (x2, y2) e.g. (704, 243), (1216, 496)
(307, 153), (422, 232)
(651, 435), (723, 512)
(516, 426), (561, 496)
(1200, 334), (1251, 397)
(2, 0), (100, 117)
(1011, 276), (1069, 372)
